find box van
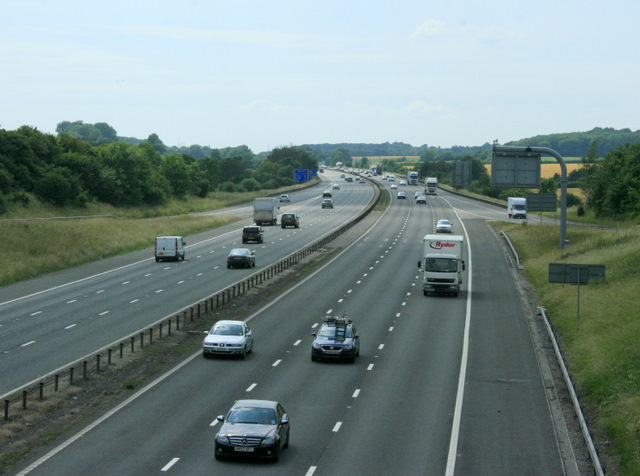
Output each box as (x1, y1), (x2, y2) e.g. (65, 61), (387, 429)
(155, 236), (186, 262)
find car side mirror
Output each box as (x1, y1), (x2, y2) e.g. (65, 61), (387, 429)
(417, 260), (421, 269)
(204, 331), (209, 335)
(280, 416), (289, 425)
(311, 333), (317, 337)
(217, 415), (224, 422)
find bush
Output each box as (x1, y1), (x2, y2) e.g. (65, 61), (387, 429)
(577, 205), (585, 216)
(219, 181), (236, 193)
(566, 192), (582, 207)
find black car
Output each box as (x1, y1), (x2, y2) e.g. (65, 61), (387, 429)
(227, 248), (255, 269)
(280, 213), (299, 228)
(311, 316), (360, 362)
(242, 225), (263, 244)
(215, 399), (290, 462)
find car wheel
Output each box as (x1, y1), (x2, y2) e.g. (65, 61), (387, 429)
(248, 341), (253, 354)
(155, 257), (160, 262)
(283, 428), (290, 449)
(311, 354), (318, 362)
(227, 264), (231, 269)
(281, 225), (285, 228)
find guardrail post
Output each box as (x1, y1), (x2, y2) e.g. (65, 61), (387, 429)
(131, 336), (135, 353)
(83, 361), (88, 379)
(159, 323), (163, 339)
(120, 343), (124, 358)
(140, 332), (144, 348)
(4, 400), (8, 421)
(149, 328), (153, 344)
(108, 348), (112, 364)
(168, 319), (172, 336)
(22, 391), (27, 410)
(70, 368), (74, 385)
(96, 354), (100, 372)
(55, 374), (59, 391)
(39, 383), (44, 401)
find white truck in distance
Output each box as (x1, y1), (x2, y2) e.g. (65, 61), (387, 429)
(426, 177), (438, 195)
(407, 171), (419, 185)
(507, 197), (527, 219)
(155, 236), (186, 262)
(253, 197), (279, 226)
(417, 234), (465, 297)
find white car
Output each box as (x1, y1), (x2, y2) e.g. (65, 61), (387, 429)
(399, 180), (407, 186)
(390, 184), (398, 190)
(332, 183), (340, 190)
(203, 320), (254, 359)
(435, 219), (452, 233)
(279, 194), (290, 203)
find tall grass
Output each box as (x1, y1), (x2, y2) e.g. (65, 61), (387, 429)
(496, 222), (640, 473)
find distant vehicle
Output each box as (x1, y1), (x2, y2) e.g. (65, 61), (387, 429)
(407, 171), (419, 185)
(279, 194), (290, 203)
(345, 177), (353, 182)
(414, 191), (425, 199)
(323, 190), (332, 197)
(435, 219), (452, 233)
(388, 174), (396, 182)
(416, 195), (427, 204)
(399, 180), (407, 186)
(242, 225), (263, 244)
(280, 213), (300, 228)
(390, 184), (398, 190)
(358, 178), (366, 183)
(397, 191), (408, 199)
(253, 197), (279, 226)
(418, 234), (465, 296)
(203, 320), (253, 359)
(332, 183), (340, 190)
(227, 248), (255, 269)
(311, 316), (360, 362)
(508, 197), (527, 219)
(339, 173), (345, 178)
(215, 399), (289, 461)
(322, 198), (334, 208)
(426, 177), (438, 195)
(154, 236), (185, 262)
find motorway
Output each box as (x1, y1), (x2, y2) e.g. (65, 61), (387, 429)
(9, 171), (575, 475)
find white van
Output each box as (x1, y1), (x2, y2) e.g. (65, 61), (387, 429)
(155, 236), (186, 262)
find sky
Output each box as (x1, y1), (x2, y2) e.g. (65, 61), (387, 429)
(2, 0), (639, 154)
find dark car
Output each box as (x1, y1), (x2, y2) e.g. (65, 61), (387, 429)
(227, 248), (255, 269)
(280, 213), (299, 228)
(215, 399), (290, 462)
(345, 177), (353, 182)
(311, 316), (360, 362)
(321, 198), (333, 209)
(242, 225), (263, 244)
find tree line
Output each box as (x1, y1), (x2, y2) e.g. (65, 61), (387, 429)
(0, 125), (317, 213)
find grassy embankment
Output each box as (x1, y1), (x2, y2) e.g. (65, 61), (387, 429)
(494, 220), (640, 473)
(0, 187), (310, 287)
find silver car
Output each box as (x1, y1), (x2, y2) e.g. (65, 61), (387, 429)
(435, 219), (452, 233)
(203, 320), (253, 359)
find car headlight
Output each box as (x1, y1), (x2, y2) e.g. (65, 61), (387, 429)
(342, 344), (353, 350)
(261, 435), (278, 446)
(312, 342), (322, 349)
(215, 433), (229, 444)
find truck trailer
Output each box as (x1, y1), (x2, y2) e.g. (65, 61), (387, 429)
(425, 177), (438, 195)
(253, 197), (279, 226)
(507, 197), (527, 219)
(418, 234), (465, 296)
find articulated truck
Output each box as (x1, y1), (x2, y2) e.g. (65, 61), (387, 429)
(417, 234), (465, 297)
(407, 171), (419, 185)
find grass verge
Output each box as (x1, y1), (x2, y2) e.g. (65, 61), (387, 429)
(494, 221), (640, 473)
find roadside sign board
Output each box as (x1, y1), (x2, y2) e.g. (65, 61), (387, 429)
(548, 263), (606, 285)
(491, 150), (541, 188)
(527, 192), (557, 212)
(294, 169), (309, 182)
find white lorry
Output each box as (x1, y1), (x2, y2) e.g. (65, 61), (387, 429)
(507, 197), (527, 219)
(155, 236), (186, 262)
(417, 234), (465, 297)
(407, 171), (419, 185)
(253, 197), (279, 226)
(425, 177), (438, 195)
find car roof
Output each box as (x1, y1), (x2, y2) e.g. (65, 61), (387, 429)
(214, 320), (245, 327)
(232, 399), (279, 409)
(437, 219), (450, 223)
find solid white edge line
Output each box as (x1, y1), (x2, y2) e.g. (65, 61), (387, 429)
(444, 205), (473, 476)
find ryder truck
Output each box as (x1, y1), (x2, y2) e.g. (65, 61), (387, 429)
(417, 234), (465, 297)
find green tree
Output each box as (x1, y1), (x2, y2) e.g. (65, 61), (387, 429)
(330, 148), (352, 167)
(220, 156), (248, 184)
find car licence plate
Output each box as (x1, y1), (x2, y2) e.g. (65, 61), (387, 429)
(325, 349), (341, 355)
(234, 446), (254, 452)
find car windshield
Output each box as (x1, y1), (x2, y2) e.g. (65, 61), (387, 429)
(282, 214), (294, 219)
(425, 258), (458, 272)
(227, 407), (277, 425)
(318, 326), (353, 339)
(212, 324), (244, 336)
(231, 249), (250, 256)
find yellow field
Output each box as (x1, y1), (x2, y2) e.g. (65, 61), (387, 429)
(485, 162), (583, 178)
